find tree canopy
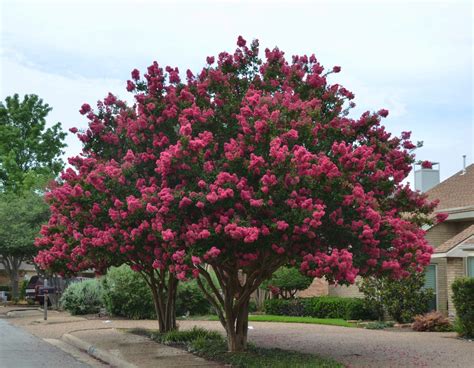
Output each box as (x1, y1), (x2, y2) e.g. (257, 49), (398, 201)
(0, 94), (66, 193)
(0, 190), (49, 297)
(35, 36), (439, 351)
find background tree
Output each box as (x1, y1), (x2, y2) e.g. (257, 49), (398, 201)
(0, 191), (49, 299)
(0, 94), (66, 193)
(36, 37), (439, 351)
(0, 94), (65, 300)
(263, 267), (313, 299)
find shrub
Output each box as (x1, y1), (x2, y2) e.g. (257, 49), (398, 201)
(60, 278), (103, 315)
(359, 272), (433, 323)
(365, 321), (394, 330)
(102, 265), (155, 319)
(154, 326), (222, 344)
(452, 277), (474, 337)
(263, 267), (313, 299)
(412, 311), (452, 332)
(264, 296), (377, 320)
(176, 280), (212, 316)
(103, 266), (212, 319)
(264, 299), (306, 317)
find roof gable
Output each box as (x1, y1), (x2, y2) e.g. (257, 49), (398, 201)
(426, 164), (474, 211)
(434, 224), (474, 253)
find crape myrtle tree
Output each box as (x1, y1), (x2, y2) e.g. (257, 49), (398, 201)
(36, 36), (441, 351)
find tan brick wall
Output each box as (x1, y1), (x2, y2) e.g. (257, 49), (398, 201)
(328, 277), (364, 298)
(426, 221), (474, 249)
(430, 258), (448, 316)
(297, 278), (329, 297)
(447, 257), (465, 317)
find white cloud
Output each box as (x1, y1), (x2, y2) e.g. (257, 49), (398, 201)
(0, 56), (127, 160)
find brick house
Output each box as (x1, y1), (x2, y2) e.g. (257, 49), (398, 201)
(423, 163), (474, 317)
(299, 163), (474, 317)
(0, 259), (37, 286)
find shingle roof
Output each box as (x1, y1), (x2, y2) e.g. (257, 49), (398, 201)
(435, 224), (474, 253)
(425, 164), (474, 211)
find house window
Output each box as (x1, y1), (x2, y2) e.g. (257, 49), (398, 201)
(468, 257), (474, 278)
(424, 265), (437, 311)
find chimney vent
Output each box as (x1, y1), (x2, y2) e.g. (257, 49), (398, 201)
(414, 162), (440, 192)
(461, 155), (467, 175)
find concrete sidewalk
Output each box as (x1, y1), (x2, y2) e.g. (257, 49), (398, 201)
(66, 328), (221, 367)
(2, 309), (221, 367)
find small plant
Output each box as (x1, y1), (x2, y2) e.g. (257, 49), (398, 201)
(365, 321), (390, 330)
(60, 278), (103, 315)
(412, 311), (452, 332)
(452, 277), (474, 337)
(263, 267), (313, 299)
(154, 326), (222, 345)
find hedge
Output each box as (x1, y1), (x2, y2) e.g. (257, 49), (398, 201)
(452, 277), (474, 338)
(264, 296), (378, 320)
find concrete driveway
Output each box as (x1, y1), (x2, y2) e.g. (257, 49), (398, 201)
(179, 320), (473, 368)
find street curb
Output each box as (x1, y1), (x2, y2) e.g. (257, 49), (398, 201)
(62, 333), (137, 368)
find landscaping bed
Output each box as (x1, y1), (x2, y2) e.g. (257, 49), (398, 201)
(129, 326), (343, 368)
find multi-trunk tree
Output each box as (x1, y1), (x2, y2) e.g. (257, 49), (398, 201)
(36, 36), (440, 351)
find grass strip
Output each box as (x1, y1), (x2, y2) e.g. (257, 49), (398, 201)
(129, 326), (343, 368)
(179, 314), (356, 327)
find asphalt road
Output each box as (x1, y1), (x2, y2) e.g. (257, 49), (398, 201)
(0, 319), (90, 368)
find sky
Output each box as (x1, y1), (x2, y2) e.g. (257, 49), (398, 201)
(0, 0), (472, 186)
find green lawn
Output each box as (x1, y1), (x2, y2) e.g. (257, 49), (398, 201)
(180, 314), (355, 328)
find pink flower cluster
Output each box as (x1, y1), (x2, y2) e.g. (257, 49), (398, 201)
(35, 36), (437, 288)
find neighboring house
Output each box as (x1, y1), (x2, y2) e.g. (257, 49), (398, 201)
(299, 162), (474, 317)
(423, 163), (474, 317)
(0, 258), (37, 286)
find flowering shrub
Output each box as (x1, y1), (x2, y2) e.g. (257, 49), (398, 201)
(36, 36), (437, 351)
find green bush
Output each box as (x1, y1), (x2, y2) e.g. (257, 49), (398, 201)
(102, 266), (212, 319)
(263, 267), (313, 299)
(452, 277), (474, 337)
(0, 285), (11, 292)
(264, 296), (377, 320)
(60, 278), (103, 315)
(359, 272), (434, 323)
(176, 280), (212, 316)
(102, 265), (156, 319)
